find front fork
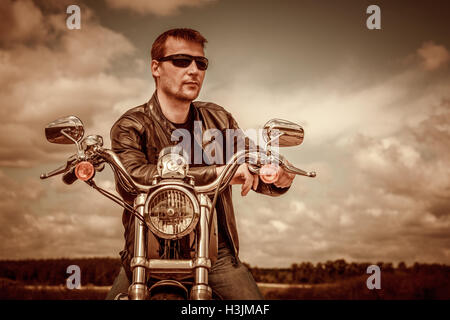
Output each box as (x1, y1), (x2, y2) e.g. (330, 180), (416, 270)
(128, 193), (148, 300)
(190, 193), (212, 300)
(128, 193), (213, 300)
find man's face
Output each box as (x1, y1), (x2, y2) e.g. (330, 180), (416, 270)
(152, 37), (206, 102)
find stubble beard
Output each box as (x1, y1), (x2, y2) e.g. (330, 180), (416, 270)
(159, 76), (202, 103)
(172, 85), (201, 103)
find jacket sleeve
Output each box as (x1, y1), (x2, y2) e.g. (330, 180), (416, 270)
(227, 114), (290, 197)
(110, 115), (218, 192)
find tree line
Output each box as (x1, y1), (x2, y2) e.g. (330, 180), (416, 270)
(247, 260), (450, 284)
(0, 258), (448, 286)
(0, 258), (120, 286)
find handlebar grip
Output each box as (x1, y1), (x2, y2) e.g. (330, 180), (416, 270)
(62, 168), (78, 185)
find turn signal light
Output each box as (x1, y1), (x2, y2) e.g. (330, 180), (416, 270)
(75, 161), (95, 181)
(259, 164), (280, 184)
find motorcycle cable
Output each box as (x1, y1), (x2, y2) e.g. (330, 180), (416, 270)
(86, 179), (147, 225)
(207, 161), (243, 237)
(207, 169), (226, 238)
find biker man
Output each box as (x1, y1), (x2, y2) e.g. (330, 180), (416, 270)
(106, 28), (295, 300)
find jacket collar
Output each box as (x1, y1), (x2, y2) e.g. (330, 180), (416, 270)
(146, 91), (201, 131)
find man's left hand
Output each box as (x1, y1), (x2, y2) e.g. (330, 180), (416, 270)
(273, 165), (296, 188)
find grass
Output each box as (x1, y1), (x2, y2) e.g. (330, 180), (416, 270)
(262, 273), (450, 300)
(1, 269), (449, 300)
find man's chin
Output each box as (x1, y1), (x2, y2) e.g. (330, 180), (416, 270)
(177, 89), (200, 102)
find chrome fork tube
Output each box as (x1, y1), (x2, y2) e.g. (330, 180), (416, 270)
(197, 195), (209, 283)
(190, 194), (212, 300)
(128, 193), (148, 300)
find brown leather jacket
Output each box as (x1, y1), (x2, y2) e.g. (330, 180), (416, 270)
(110, 92), (289, 275)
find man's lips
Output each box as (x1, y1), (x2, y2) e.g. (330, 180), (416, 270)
(184, 81), (199, 86)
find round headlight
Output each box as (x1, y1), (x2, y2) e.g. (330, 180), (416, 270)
(144, 186), (199, 239)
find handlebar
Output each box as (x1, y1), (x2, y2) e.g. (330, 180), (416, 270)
(41, 146), (315, 195)
(99, 148), (264, 195)
(194, 149), (262, 195)
(96, 148), (152, 194)
(193, 149), (316, 195)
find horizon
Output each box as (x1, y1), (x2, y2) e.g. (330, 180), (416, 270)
(0, 256), (448, 269)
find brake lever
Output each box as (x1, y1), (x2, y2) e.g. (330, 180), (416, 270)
(255, 152), (316, 178)
(40, 164), (68, 179)
(283, 163), (316, 177)
(40, 154), (78, 180)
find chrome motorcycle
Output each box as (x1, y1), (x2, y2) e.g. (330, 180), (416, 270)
(40, 116), (316, 300)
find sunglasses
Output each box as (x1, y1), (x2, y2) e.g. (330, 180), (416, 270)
(158, 54), (209, 71)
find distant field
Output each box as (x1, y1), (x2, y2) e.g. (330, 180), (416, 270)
(1, 281), (311, 300)
(2, 275), (449, 300)
(1, 258), (449, 299)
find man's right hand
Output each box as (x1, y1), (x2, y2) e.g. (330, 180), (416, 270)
(216, 164), (259, 196)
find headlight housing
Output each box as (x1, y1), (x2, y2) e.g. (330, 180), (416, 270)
(157, 147), (189, 179)
(144, 186), (200, 239)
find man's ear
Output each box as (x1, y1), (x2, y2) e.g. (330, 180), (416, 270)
(151, 60), (160, 78)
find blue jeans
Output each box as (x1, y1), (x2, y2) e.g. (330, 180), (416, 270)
(105, 246), (263, 300)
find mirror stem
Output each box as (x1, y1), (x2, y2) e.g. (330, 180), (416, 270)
(61, 129), (85, 159)
(264, 131), (283, 157)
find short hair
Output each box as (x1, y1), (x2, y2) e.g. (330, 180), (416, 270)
(151, 28), (208, 61)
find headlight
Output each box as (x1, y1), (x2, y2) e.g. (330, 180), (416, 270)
(144, 186), (200, 239)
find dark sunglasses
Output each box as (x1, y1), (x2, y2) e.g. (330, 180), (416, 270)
(158, 54), (209, 71)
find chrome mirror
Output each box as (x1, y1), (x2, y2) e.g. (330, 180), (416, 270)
(45, 116), (84, 144)
(263, 119), (304, 147)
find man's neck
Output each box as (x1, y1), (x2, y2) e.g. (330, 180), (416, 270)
(156, 88), (191, 124)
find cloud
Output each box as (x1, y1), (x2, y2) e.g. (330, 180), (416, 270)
(0, 169), (124, 259)
(417, 41), (450, 71)
(222, 42), (450, 267)
(269, 220), (289, 233)
(234, 99), (450, 268)
(0, 0), (149, 168)
(105, 0), (216, 16)
(203, 57), (449, 151)
(352, 101), (450, 218)
(0, 0), (45, 45)
(0, 0), (148, 261)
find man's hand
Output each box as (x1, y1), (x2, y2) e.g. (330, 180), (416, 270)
(216, 163), (259, 196)
(216, 161), (296, 196)
(259, 163), (296, 188)
(272, 166), (295, 188)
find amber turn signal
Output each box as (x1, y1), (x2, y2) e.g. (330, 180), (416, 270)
(75, 161), (95, 181)
(259, 163), (280, 184)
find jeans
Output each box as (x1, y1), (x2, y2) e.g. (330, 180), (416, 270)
(105, 245), (263, 300)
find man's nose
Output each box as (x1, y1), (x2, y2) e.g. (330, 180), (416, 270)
(186, 60), (199, 74)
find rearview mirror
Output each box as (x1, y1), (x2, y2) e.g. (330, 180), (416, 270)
(263, 119), (304, 147)
(45, 116), (84, 144)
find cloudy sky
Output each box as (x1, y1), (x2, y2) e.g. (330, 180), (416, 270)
(0, 0), (449, 268)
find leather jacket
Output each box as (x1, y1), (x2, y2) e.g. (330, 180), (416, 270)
(110, 92), (289, 275)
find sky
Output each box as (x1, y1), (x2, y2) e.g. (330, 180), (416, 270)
(0, 0), (449, 268)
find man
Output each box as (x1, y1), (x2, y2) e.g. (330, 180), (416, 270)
(106, 28), (295, 300)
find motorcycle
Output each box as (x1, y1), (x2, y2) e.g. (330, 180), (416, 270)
(40, 116), (316, 300)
